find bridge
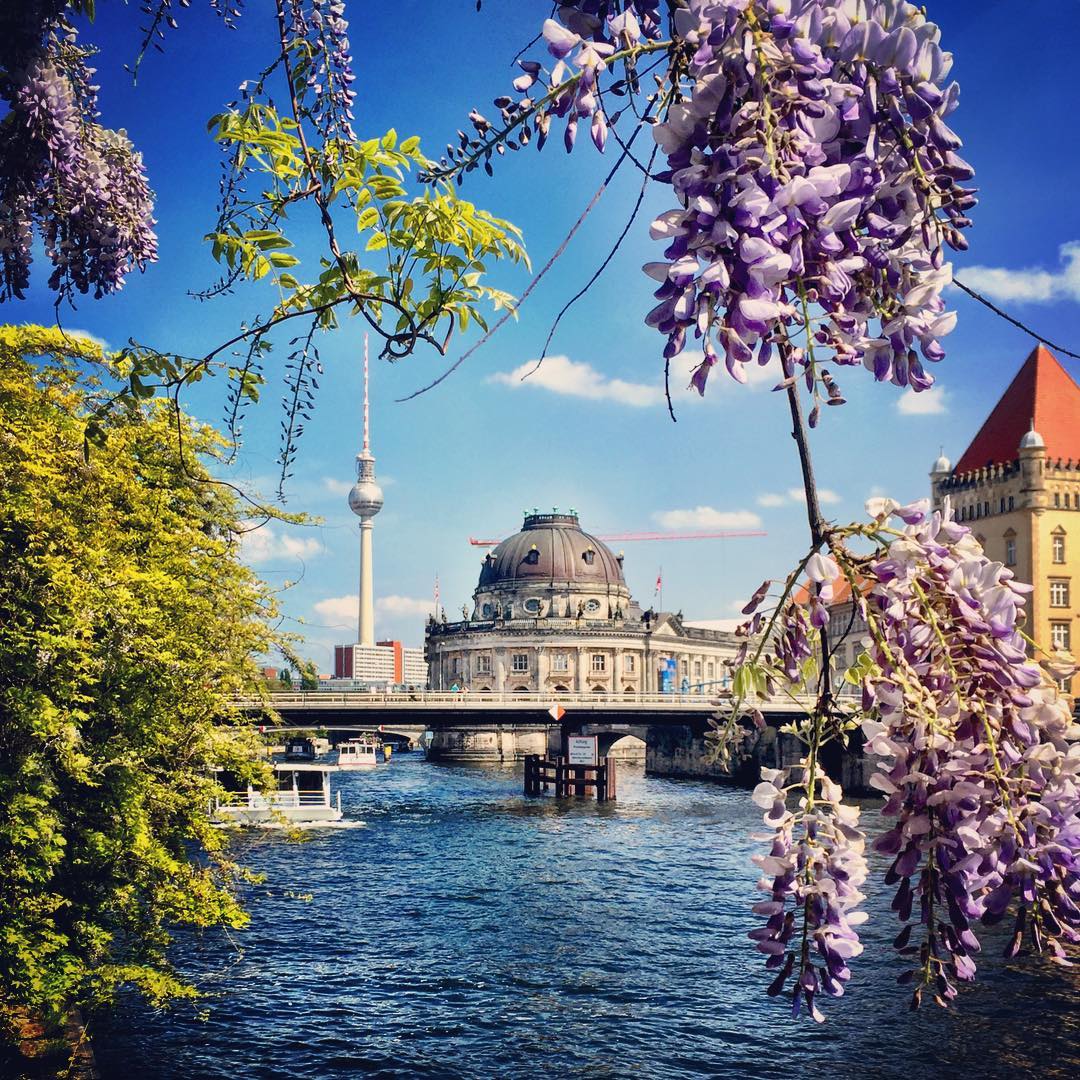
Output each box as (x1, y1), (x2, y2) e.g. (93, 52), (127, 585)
(236, 690), (823, 774)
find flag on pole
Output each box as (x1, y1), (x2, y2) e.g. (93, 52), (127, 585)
(654, 568), (662, 595)
(433, 573), (440, 618)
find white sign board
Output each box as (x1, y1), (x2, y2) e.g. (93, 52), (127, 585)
(567, 735), (598, 766)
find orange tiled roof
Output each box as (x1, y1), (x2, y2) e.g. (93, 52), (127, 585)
(954, 345), (1080, 473)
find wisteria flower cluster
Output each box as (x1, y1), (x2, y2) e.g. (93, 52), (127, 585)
(858, 499), (1080, 1005)
(0, 3), (157, 302)
(750, 763), (869, 1021)
(729, 498), (1080, 1017)
(438, 2), (976, 416)
(280, 0), (356, 141)
(647, 0), (974, 402)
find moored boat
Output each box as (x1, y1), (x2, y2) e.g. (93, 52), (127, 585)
(211, 764), (343, 825)
(337, 737), (380, 770)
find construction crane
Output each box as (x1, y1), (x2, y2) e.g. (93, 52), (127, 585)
(467, 529), (765, 546)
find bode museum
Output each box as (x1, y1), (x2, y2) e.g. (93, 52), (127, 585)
(424, 509), (741, 696)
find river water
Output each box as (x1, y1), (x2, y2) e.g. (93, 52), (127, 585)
(93, 755), (1078, 1079)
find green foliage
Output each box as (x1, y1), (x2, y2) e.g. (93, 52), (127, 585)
(204, 105), (527, 358)
(0, 326), (277, 1029)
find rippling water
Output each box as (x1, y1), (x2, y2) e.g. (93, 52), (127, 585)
(93, 756), (1079, 1079)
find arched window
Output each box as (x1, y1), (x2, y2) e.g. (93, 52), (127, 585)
(582, 548), (595, 565)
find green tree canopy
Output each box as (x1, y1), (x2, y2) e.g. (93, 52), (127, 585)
(0, 325), (275, 1034)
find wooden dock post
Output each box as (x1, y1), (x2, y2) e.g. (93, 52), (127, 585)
(524, 753), (616, 801)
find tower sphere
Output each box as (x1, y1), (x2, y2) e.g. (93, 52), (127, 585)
(348, 452), (383, 518)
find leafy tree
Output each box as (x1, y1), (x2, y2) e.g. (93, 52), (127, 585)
(298, 661), (319, 692)
(279, 668), (293, 689)
(0, 325), (276, 1039)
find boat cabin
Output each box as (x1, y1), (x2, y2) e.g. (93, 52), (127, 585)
(211, 764), (343, 824)
(337, 737), (380, 769)
(283, 736), (317, 762)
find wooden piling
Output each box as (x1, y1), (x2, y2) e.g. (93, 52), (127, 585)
(523, 753), (616, 801)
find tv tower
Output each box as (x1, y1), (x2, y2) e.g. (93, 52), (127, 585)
(347, 335), (383, 646)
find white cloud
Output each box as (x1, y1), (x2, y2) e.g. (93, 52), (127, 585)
(489, 355), (662, 407)
(652, 506), (763, 530)
(957, 241), (1080, 304)
(757, 488), (842, 508)
(489, 350), (784, 411)
(897, 386), (949, 416)
(313, 596), (357, 624)
(312, 594), (434, 627)
(64, 328), (109, 351)
(240, 525), (322, 565)
(377, 595), (435, 617)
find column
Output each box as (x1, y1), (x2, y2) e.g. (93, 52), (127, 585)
(358, 518), (375, 646)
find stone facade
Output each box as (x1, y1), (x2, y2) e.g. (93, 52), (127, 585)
(425, 510), (741, 696)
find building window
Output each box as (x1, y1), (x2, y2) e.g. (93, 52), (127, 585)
(582, 549), (595, 565)
(1051, 622), (1071, 651)
(624, 654), (636, 673)
(984, 501), (990, 516)
(476, 654), (491, 675)
(523, 597), (541, 614)
(1005, 537), (1017, 566)
(591, 653), (606, 672)
(1053, 533), (1066, 564)
(693, 661), (702, 679)
(511, 653), (529, 673)
(1050, 580), (1070, 608)
(451, 657), (463, 676)
(525, 547), (540, 564)
(1009, 496), (1015, 511)
(1000, 497), (1006, 514)
(707, 662), (715, 680)
(551, 653), (569, 672)
(680, 660), (688, 677)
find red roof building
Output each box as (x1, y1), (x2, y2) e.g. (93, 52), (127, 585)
(955, 345), (1080, 473)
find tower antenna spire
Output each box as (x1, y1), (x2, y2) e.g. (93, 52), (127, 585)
(363, 333), (370, 454)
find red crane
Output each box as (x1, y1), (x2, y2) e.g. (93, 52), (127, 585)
(467, 529), (765, 546)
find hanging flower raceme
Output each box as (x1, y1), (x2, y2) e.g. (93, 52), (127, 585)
(646, 1), (974, 399)
(725, 497), (1080, 1017)
(0, 8), (158, 302)
(858, 499), (1080, 1006)
(751, 764), (869, 1022)
(281, 0), (357, 141)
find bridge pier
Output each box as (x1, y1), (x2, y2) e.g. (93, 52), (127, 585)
(425, 725), (549, 763)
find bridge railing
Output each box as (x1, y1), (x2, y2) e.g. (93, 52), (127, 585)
(237, 689), (741, 710)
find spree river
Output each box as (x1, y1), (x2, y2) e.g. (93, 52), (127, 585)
(94, 755), (1078, 1079)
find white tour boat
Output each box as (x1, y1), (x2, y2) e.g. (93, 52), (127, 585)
(211, 763), (343, 825)
(336, 737), (380, 770)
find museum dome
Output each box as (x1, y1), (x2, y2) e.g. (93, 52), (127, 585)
(477, 510), (627, 593)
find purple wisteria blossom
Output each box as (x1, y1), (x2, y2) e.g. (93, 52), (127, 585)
(0, 4), (157, 302)
(751, 764), (869, 1021)
(858, 500), (1080, 1005)
(645, 1), (974, 399)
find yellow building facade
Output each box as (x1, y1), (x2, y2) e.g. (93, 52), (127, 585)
(930, 345), (1080, 692)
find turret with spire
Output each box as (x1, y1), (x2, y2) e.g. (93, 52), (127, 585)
(348, 335), (384, 646)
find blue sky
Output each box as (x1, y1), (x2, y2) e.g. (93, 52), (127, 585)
(16, 1), (1080, 669)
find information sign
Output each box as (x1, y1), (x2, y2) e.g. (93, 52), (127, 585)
(567, 735), (598, 766)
